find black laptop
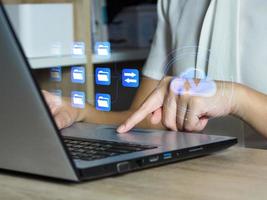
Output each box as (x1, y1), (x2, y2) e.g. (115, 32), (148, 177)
(0, 3), (237, 182)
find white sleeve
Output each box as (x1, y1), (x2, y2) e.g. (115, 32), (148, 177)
(142, 0), (172, 80)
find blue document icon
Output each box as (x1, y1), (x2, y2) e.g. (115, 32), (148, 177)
(50, 67), (62, 82)
(71, 91), (85, 109)
(95, 68), (111, 85)
(71, 66), (85, 84)
(95, 93), (111, 112)
(122, 69), (139, 88)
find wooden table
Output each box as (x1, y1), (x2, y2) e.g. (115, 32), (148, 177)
(1, 147), (267, 200)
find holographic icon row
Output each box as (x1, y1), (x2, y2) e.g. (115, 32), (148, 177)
(72, 92), (111, 112)
(51, 41), (85, 57)
(71, 92), (111, 112)
(73, 41), (112, 57)
(50, 66), (139, 88)
(50, 90), (86, 109)
(95, 68), (139, 88)
(50, 66), (86, 84)
(50, 90), (111, 112)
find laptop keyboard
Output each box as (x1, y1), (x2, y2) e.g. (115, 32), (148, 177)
(63, 137), (157, 161)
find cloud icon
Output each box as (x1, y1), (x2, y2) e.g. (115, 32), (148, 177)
(170, 68), (217, 97)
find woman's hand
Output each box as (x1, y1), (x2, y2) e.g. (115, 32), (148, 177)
(117, 77), (237, 133)
(42, 90), (85, 129)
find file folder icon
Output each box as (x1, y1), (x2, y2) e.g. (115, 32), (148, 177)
(95, 68), (111, 85)
(71, 66), (85, 84)
(95, 42), (111, 57)
(95, 93), (111, 111)
(73, 69), (83, 80)
(97, 45), (109, 56)
(97, 71), (109, 82)
(73, 94), (84, 105)
(51, 72), (60, 79)
(72, 42), (85, 55)
(71, 91), (85, 109)
(50, 67), (62, 82)
(97, 96), (109, 108)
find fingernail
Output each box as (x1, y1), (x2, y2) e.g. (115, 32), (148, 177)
(117, 125), (125, 133)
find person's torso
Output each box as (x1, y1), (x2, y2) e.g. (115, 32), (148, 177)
(167, 0), (267, 94)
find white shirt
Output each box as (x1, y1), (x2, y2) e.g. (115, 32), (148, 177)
(143, 0), (267, 94)
(142, 0), (267, 147)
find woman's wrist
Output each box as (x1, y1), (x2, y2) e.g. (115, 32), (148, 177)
(230, 83), (248, 119)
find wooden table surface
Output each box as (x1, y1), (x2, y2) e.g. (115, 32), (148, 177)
(1, 147), (267, 200)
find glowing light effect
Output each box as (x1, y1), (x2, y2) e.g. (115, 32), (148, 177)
(170, 68), (217, 97)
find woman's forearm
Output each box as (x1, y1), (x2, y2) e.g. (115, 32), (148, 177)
(76, 76), (164, 130)
(232, 83), (267, 137)
(77, 83), (267, 135)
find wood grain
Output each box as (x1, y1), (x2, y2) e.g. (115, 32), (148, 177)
(1, 147), (267, 200)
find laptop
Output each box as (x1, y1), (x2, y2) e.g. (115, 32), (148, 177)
(0, 4), (237, 182)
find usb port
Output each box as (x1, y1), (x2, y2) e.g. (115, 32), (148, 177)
(149, 155), (159, 163)
(163, 152), (172, 160)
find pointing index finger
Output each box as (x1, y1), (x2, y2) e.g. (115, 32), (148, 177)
(117, 89), (163, 133)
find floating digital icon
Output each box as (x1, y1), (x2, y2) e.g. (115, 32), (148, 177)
(72, 42), (85, 55)
(95, 67), (111, 86)
(122, 69), (139, 88)
(170, 68), (217, 97)
(95, 93), (111, 112)
(71, 66), (85, 84)
(71, 91), (85, 109)
(95, 42), (111, 57)
(49, 89), (62, 106)
(50, 67), (62, 82)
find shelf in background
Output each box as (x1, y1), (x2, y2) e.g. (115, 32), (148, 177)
(92, 48), (150, 64)
(29, 48), (149, 68)
(29, 55), (87, 69)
